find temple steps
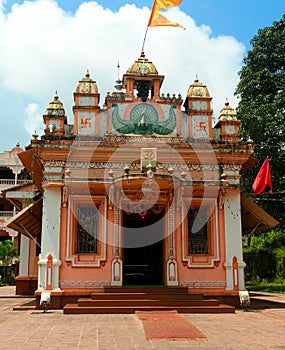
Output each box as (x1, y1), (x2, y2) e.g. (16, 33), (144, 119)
(63, 304), (235, 314)
(63, 287), (235, 314)
(103, 287), (190, 294)
(77, 298), (220, 307)
(90, 292), (203, 301)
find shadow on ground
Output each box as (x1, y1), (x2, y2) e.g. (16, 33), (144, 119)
(249, 292), (285, 310)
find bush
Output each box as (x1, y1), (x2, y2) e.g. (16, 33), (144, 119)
(274, 246), (285, 280)
(246, 280), (285, 293)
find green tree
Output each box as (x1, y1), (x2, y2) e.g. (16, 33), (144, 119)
(0, 240), (18, 285)
(235, 14), (285, 225)
(243, 229), (285, 282)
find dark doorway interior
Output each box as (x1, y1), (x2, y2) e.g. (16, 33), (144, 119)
(123, 207), (164, 285)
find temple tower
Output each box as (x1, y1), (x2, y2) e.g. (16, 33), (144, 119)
(73, 70), (100, 136)
(183, 75), (213, 139)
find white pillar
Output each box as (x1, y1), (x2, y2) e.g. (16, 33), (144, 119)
(18, 199), (31, 276)
(166, 204), (178, 286)
(111, 206), (123, 286)
(19, 235), (30, 276)
(223, 191), (245, 290)
(38, 186), (62, 290)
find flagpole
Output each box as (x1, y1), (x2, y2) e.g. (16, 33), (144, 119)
(141, 0), (155, 52)
(141, 25), (149, 52)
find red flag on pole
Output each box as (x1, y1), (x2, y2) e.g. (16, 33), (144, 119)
(252, 156), (273, 197)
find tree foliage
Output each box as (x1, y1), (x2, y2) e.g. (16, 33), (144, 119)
(243, 229), (285, 281)
(0, 240), (18, 285)
(235, 14), (285, 225)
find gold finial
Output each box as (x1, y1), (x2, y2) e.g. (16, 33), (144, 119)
(54, 91), (59, 100)
(247, 136), (253, 144)
(86, 69), (90, 78)
(32, 130), (38, 140)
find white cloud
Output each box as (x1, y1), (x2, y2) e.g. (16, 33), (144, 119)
(0, 0), (245, 150)
(24, 102), (43, 137)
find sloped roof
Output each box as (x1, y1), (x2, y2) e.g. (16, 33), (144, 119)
(241, 194), (279, 235)
(18, 149), (43, 192)
(5, 198), (42, 239)
(1, 182), (39, 210)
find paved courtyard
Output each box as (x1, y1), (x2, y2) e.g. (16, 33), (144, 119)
(0, 286), (285, 350)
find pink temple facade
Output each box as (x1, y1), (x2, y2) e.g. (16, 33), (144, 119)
(5, 51), (275, 310)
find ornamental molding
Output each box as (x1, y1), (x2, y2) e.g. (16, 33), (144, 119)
(222, 164), (242, 171)
(120, 189), (168, 204)
(44, 160), (66, 167)
(66, 161), (109, 169)
(45, 159), (219, 172)
(59, 280), (111, 288)
(181, 198), (220, 268)
(103, 134), (186, 144)
(157, 163), (220, 171)
(180, 281), (226, 289)
(65, 195), (107, 267)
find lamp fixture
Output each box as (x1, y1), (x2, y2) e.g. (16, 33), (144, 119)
(48, 124), (55, 133)
(146, 162), (154, 179)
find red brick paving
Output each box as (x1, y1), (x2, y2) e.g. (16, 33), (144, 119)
(136, 311), (207, 340)
(1, 286), (285, 350)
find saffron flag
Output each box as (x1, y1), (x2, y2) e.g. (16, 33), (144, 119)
(148, 0), (185, 29)
(252, 156), (273, 197)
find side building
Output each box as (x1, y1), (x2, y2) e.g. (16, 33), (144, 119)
(0, 144), (33, 286)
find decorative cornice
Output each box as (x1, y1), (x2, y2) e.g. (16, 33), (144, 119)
(180, 281), (226, 288)
(45, 159), (220, 172)
(222, 164), (242, 171)
(59, 280), (110, 288)
(44, 160), (66, 167)
(103, 134), (186, 144)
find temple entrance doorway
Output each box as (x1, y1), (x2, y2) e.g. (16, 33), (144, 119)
(123, 207), (165, 286)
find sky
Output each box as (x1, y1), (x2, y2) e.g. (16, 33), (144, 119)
(0, 0), (284, 151)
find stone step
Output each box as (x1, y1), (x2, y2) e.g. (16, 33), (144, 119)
(63, 303), (235, 314)
(103, 287), (189, 294)
(91, 292), (203, 301)
(78, 298), (219, 307)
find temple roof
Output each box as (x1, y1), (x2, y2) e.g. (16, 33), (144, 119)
(187, 75), (210, 98)
(219, 98), (237, 121)
(126, 50), (158, 76)
(46, 91), (65, 116)
(76, 70), (98, 94)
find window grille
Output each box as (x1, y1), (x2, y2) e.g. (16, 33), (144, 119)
(76, 205), (98, 254)
(188, 207), (208, 254)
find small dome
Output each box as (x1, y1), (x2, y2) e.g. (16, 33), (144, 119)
(126, 51), (158, 75)
(11, 143), (23, 156)
(46, 91), (65, 116)
(187, 75), (210, 97)
(76, 70), (98, 94)
(219, 98), (237, 121)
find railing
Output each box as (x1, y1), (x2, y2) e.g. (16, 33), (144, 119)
(0, 211), (16, 218)
(188, 240), (208, 254)
(0, 179), (32, 186)
(0, 211), (17, 223)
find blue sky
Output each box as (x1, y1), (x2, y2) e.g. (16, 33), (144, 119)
(0, 0), (284, 151)
(5, 0), (284, 49)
